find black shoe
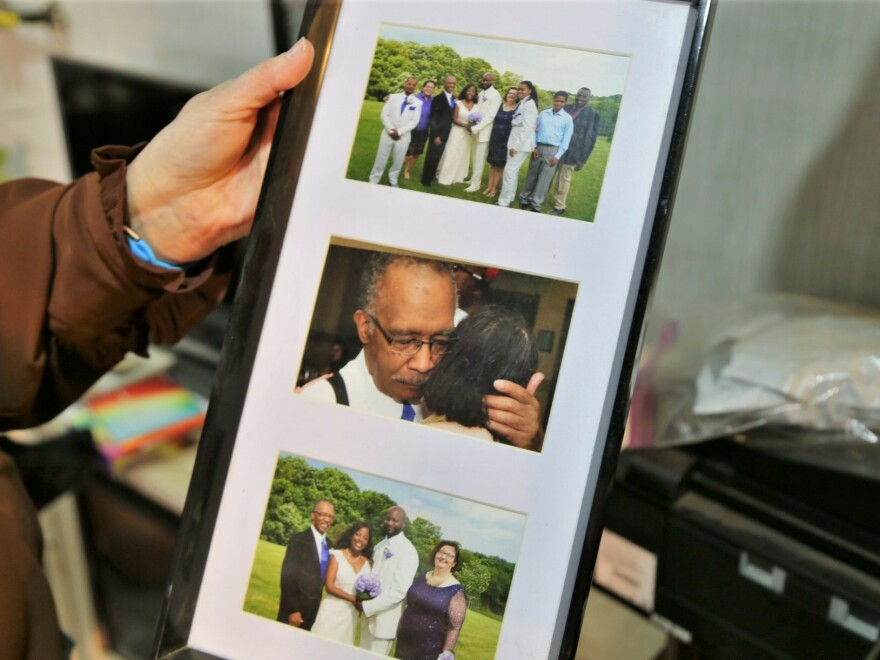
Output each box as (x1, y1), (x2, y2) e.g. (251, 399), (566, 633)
(549, 208), (565, 216)
(519, 201), (530, 209)
(530, 206), (540, 212)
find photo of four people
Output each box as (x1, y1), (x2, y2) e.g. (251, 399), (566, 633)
(246, 456), (526, 659)
(348, 25), (630, 222)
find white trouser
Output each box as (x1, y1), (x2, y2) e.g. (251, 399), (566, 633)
(369, 131), (411, 186)
(466, 139), (489, 190)
(359, 624), (394, 655)
(497, 148), (530, 207)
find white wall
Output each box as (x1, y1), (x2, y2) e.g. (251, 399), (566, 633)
(648, 0), (880, 334)
(0, 0), (274, 181)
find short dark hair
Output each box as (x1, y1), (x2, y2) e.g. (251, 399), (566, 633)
(358, 253), (455, 316)
(333, 521), (374, 558)
(459, 83), (477, 101)
(430, 540), (461, 570)
(554, 91), (568, 101)
(423, 80), (436, 89)
(424, 305), (538, 440)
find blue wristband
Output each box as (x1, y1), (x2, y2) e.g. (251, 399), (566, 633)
(125, 233), (182, 270)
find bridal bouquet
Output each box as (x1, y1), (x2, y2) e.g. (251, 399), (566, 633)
(355, 573), (382, 600)
(467, 111), (483, 125)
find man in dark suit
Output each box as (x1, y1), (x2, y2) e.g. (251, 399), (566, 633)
(276, 499), (336, 630)
(420, 75), (457, 186)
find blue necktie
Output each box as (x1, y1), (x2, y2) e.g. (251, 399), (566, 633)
(401, 403), (416, 421)
(400, 96), (408, 114)
(320, 538), (329, 578)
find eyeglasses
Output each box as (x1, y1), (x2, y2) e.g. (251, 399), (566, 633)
(312, 511), (335, 520)
(451, 264), (483, 281)
(368, 314), (455, 357)
(436, 550), (456, 560)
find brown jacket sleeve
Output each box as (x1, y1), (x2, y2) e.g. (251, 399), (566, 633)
(0, 452), (65, 660)
(0, 145), (234, 430)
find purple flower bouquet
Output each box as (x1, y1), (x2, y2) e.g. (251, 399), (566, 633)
(467, 111), (483, 125)
(355, 573), (382, 600)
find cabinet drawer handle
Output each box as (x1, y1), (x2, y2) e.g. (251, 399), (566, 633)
(828, 596), (879, 642)
(738, 553), (786, 594)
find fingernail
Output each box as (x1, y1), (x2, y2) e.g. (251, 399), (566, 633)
(287, 37), (308, 58)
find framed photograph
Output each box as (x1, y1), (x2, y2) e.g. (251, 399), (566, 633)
(154, 0), (712, 658)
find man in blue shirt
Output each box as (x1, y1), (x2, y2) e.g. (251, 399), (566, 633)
(550, 87), (600, 217)
(403, 80), (436, 180)
(519, 91), (573, 213)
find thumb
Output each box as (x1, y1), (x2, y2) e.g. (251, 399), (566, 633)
(525, 372), (545, 395)
(222, 38), (315, 113)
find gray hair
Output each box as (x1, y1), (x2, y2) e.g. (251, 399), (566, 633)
(358, 253), (456, 317)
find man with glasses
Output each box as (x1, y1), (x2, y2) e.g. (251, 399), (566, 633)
(299, 253), (542, 448)
(277, 499), (336, 630)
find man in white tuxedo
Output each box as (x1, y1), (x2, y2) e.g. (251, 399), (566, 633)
(369, 77), (422, 187)
(464, 72), (502, 193)
(359, 506), (419, 655)
(498, 81), (540, 207)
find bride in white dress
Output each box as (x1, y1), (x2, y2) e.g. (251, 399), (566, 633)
(310, 522), (373, 644)
(437, 84), (478, 186)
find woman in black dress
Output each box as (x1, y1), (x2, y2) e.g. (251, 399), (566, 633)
(482, 87), (520, 198)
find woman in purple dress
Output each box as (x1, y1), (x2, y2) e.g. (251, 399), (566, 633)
(395, 541), (467, 660)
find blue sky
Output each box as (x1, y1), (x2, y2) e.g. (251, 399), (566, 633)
(295, 455), (526, 563)
(379, 24), (630, 98)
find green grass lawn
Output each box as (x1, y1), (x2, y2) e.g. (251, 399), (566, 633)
(346, 99), (609, 223)
(244, 539), (501, 658)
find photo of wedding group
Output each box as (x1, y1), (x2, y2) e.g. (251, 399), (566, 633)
(294, 239), (578, 452)
(244, 453), (525, 659)
(346, 24), (630, 222)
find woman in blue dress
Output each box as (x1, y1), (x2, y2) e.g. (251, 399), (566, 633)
(395, 541), (467, 660)
(482, 87), (520, 198)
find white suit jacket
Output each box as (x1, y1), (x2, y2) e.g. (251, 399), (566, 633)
(380, 92), (423, 138)
(361, 533), (420, 638)
(507, 96), (538, 153)
(470, 86), (502, 143)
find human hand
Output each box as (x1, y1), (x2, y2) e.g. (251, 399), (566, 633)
(550, 156), (559, 167)
(353, 599), (364, 612)
(509, 148), (517, 157)
(288, 612), (304, 627)
(389, 128), (400, 140)
(532, 149), (540, 159)
(574, 161), (585, 172)
(126, 38), (315, 264)
(484, 372), (545, 450)
(434, 137), (442, 146)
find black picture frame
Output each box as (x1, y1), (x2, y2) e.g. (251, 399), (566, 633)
(152, 1), (714, 657)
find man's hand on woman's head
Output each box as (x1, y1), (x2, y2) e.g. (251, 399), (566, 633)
(126, 38), (315, 265)
(484, 372), (545, 451)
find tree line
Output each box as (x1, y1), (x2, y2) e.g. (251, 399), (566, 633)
(366, 38), (621, 139)
(261, 456), (516, 616)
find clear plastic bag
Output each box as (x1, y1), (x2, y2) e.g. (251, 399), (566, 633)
(632, 293), (880, 447)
